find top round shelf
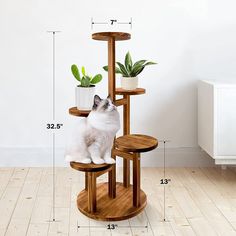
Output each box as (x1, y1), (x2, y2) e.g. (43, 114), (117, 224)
(92, 32), (131, 41)
(115, 88), (146, 95)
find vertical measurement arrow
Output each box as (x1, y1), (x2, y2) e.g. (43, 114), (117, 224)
(159, 140), (170, 222)
(47, 30), (61, 222)
(163, 140), (166, 222)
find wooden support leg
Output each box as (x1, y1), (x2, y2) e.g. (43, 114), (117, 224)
(108, 155), (116, 198)
(87, 172), (96, 213)
(123, 159), (130, 188)
(133, 153), (141, 207)
(85, 172), (88, 191)
(123, 94), (130, 187)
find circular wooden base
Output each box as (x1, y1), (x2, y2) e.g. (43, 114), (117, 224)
(77, 182), (147, 221)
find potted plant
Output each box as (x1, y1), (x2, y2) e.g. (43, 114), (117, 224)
(71, 64), (102, 110)
(103, 52), (156, 90)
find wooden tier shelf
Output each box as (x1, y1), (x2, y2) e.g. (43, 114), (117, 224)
(116, 134), (158, 153)
(70, 162), (113, 172)
(77, 182), (146, 221)
(92, 32), (131, 41)
(69, 107), (90, 117)
(115, 88), (146, 95)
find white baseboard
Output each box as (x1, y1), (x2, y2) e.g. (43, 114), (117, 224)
(0, 147), (215, 167)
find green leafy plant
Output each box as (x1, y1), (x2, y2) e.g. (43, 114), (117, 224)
(71, 64), (102, 87)
(103, 52), (157, 77)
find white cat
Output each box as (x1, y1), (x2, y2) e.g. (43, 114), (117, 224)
(65, 95), (120, 164)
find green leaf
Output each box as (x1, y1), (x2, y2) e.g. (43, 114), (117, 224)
(133, 60), (147, 68)
(103, 65), (122, 74)
(115, 67), (122, 74)
(71, 64), (81, 81)
(131, 61), (157, 76)
(130, 63), (144, 77)
(116, 62), (129, 77)
(125, 51), (132, 72)
(81, 66), (86, 76)
(130, 60), (155, 76)
(90, 74), (102, 84)
(144, 61), (157, 66)
(81, 76), (90, 87)
(133, 65), (145, 76)
(103, 66), (108, 72)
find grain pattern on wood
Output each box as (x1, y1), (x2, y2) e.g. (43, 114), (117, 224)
(70, 162), (113, 172)
(95, 166), (113, 178)
(92, 32), (131, 41)
(85, 172), (88, 190)
(69, 107), (90, 117)
(0, 168), (29, 234)
(108, 38), (116, 101)
(77, 182), (147, 221)
(87, 173), (96, 213)
(107, 36), (117, 199)
(133, 153), (141, 207)
(108, 148), (116, 199)
(115, 88), (146, 95)
(114, 98), (127, 106)
(112, 149), (134, 161)
(1, 167), (236, 234)
(116, 134), (158, 153)
(123, 94), (131, 188)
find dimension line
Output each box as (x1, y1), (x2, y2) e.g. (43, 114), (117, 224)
(77, 225), (148, 229)
(159, 139), (171, 222)
(47, 30), (61, 222)
(91, 17), (132, 29)
(164, 140), (166, 221)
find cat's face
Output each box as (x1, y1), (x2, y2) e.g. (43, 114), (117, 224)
(92, 95), (117, 113)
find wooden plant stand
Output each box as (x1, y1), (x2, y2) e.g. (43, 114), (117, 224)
(69, 32), (158, 221)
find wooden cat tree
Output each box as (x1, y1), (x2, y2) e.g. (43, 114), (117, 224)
(69, 32), (158, 221)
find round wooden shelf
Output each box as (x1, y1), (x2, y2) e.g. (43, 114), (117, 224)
(77, 182), (147, 221)
(92, 32), (131, 41)
(69, 107), (90, 117)
(115, 134), (158, 153)
(70, 162), (113, 172)
(115, 88), (146, 95)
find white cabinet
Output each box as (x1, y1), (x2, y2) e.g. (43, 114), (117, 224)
(198, 80), (236, 165)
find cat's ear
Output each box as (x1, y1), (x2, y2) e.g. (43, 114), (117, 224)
(93, 95), (102, 110)
(107, 94), (115, 104)
(107, 94), (112, 101)
(94, 95), (102, 104)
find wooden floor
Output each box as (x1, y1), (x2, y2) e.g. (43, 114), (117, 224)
(0, 167), (236, 236)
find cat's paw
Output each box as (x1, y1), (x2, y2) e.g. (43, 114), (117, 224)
(104, 157), (116, 164)
(80, 158), (92, 164)
(92, 158), (105, 164)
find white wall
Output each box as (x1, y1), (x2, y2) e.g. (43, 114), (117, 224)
(0, 0), (236, 166)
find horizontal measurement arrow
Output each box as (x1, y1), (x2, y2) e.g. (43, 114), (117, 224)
(117, 22), (131, 24)
(92, 22), (108, 24)
(77, 225), (148, 228)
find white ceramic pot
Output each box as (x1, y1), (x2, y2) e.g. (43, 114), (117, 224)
(120, 76), (138, 90)
(75, 86), (95, 110)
